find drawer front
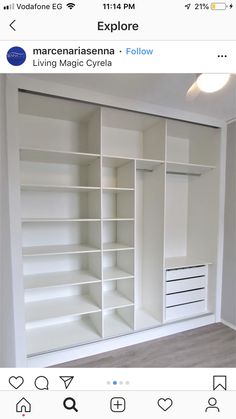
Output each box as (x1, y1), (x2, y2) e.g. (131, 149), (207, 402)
(165, 300), (206, 321)
(166, 288), (206, 307)
(166, 276), (206, 294)
(166, 265), (207, 281)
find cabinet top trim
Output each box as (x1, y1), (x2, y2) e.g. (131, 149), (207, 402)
(19, 88), (221, 130)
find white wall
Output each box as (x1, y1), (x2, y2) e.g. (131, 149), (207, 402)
(221, 121), (236, 327)
(0, 75), (16, 366)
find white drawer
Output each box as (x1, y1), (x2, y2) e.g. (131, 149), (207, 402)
(166, 276), (206, 294)
(165, 300), (206, 321)
(166, 265), (207, 281)
(166, 288), (205, 307)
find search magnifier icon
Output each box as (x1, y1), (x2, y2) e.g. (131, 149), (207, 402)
(63, 397), (78, 412)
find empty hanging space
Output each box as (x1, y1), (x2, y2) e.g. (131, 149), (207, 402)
(103, 307), (134, 338)
(164, 120), (220, 321)
(166, 119), (218, 175)
(135, 160), (165, 330)
(101, 107), (165, 160)
(165, 119), (220, 267)
(19, 91), (101, 154)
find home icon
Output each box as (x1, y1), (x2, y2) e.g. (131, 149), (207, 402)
(16, 398), (31, 413)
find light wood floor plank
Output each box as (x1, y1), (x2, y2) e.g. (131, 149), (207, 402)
(54, 323), (236, 368)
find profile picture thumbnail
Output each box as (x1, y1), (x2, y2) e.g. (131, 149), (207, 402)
(7, 46), (26, 66)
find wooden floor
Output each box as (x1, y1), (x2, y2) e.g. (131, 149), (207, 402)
(54, 323), (236, 368)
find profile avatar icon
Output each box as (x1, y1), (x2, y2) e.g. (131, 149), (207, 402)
(7, 46), (26, 66)
(205, 397), (220, 412)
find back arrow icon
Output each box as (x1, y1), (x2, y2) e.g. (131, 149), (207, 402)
(10, 20), (16, 31)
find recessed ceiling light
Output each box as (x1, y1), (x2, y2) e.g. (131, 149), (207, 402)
(196, 74), (230, 93)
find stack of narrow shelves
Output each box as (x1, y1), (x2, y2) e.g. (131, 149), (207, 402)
(101, 155), (135, 337)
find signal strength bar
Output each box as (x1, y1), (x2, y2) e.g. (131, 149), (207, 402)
(3, 3), (14, 9)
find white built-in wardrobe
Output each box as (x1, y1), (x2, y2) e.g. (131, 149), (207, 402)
(6, 84), (222, 366)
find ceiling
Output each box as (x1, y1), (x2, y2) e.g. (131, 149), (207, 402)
(30, 74), (236, 122)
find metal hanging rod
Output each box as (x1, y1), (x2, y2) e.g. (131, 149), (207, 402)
(167, 171), (201, 176)
(137, 169), (201, 176)
(136, 168), (154, 172)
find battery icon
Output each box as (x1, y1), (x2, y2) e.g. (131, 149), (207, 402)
(211, 2), (227, 9)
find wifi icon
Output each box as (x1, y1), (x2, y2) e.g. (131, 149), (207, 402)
(67, 2), (75, 9)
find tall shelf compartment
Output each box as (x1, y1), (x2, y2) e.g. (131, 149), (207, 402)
(164, 119), (220, 322)
(16, 91), (221, 361)
(19, 92), (103, 355)
(102, 107), (166, 332)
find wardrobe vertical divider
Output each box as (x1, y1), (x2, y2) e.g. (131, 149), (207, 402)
(134, 118), (166, 330)
(100, 108), (104, 339)
(92, 107), (103, 340)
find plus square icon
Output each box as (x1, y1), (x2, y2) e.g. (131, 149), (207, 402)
(110, 397), (126, 412)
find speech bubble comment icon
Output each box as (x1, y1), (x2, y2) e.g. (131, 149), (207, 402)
(34, 376), (49, 390)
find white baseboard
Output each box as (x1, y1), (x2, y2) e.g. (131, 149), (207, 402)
(221, 318), (236, 331)
(27, 313), (215, 368)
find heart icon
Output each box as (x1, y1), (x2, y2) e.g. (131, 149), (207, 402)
(9, 376), (24, 389)
(157, 398), (173, 411)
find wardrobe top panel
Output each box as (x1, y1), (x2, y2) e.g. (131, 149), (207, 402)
(19, 92), (99, 123)
(102, 107), (163, 132)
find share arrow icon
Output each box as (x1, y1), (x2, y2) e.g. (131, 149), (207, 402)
(60, 376), (74, 389)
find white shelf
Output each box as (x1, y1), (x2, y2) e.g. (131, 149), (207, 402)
(136, 159), (164, 170)
(24, 270), (101, 290)
(103, 187), (134, 192)
(103, 243), (134, 252)
(103, 218), (134, 222)
(103, 267), (134, 281)
(22, 218), (101, 223)
(104, 290), (133, 309)
(165, 256), (212, 270)
(23, 244), (101, 257)
(166, 161), (215, 176)
(104, 311), (133, 338)
(135, 308), (161, 330)
(26, 295), (101, 324)
(27, 316), (102, 356)
(102, 156), (134, 168)
(20, 148), (100, 165)
(21, 184), (100, 192)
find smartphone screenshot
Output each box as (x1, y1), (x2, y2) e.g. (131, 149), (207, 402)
(0, 1), (236, 417)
